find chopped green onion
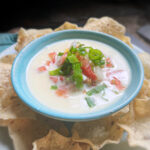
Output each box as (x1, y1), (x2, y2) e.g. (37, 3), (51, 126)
(67, 54), (79, 63)
(86, 84), (107, 96)
(88, 49), (105, 66)
(112, 90), (119, 94)
(72, 63), (83, 89)
(58, 52), (64, 56)
(51, 85), (58, 90)
(77, 47), (87, 56)
(61, 60), (72, 76)
(49, 68), (62, 76)
(101, 91), (109, 101)
(85, 97), (96, 108)
(70, 46), (77, 53)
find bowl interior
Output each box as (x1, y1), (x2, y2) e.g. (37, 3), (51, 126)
(11, 30), (144, 121)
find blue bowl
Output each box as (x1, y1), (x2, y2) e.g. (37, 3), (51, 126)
(11, 30), (144, 121)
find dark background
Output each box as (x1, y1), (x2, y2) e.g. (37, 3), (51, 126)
(1, 0), (150, 32)
(1, 0), (150, 49)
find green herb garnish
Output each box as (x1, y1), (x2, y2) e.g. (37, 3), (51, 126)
(86, 84), (107, 96)
(85, 97), (96, 108)
(67, 54), (79, 63)
(88, 49), (105, 66)
(49, 68), (63, 76)
(72, 63), (83, 88)
(67, 54), (83, 88)
(51, 85), (58, 90)
(58, 52), (64, 56)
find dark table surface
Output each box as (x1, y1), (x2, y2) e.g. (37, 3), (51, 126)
(1, 0), (150, 50)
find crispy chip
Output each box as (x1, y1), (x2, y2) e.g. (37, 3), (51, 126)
(33, 129), (90, 150)
(118, 80), (150, 150)
(137, 79), (150, 99)
(139, 52), (150, 80)
(0, 63), (15, 102)
(0, 95), (36, 120)
(119, 117), (150, 149)
(72, 114), (124, 150)
(1, 118), (69, 150)
(83, 17), (132, 47)
(0, 54), (17, 64)
(15, 28), (53, 52)
(54, 21), (79, 31)
(83, 17), (125, 36)
(0, 63), (36, 120)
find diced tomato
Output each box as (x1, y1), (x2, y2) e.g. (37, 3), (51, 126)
(106, 70), (123, 78)
(110, 77), (124, 90)
(57, 53), (67, 66)
(46, 60), (51, 66)
(82, 65), (97, 81)
(106, 57), (113, 67)
(49, 76), (58, 83)
(48, 52), (56, 63)
(56, 88), (67, 97)
(78, 56), (97, 81)
(59, 76), (64, 81)
(37, 66), (46, 72)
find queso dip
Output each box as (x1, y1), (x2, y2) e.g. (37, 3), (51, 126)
(27, 39), (131, 114)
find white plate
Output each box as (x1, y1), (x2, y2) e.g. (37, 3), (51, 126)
(0, 44), (145, 150)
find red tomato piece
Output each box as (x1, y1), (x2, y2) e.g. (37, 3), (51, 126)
(57, 53), (68, 66)
(82, 65), (97, 81)
(106, 70), (123, 78)
(46, 60), (51, 66)
(49, 76), (58, 83)
(110, 77), (124, 90)
(59, 76), (64, 81)
(37, 66), (46, 72)
(78, 56), (97, 81)
(48, 52), (56, 63)
(106, 57), (113, 67)
(56, 88), (67, 97)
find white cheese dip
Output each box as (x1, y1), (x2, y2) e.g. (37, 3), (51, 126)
(27, 39), (131, 114)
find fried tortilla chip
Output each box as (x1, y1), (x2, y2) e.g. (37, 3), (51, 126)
(83, 17), (125, 36)
(0, 54), (17, 64)
(33, 129), (90, 150)
(118, 80), (150, 150)
(137, 79), (150, 99)
(1, 118), (68, 150)
(139, 52), (150, 80)
(54, 21), (79, 31)
(83, 17), (132, 47)
(72, 114), (124, 150)
(0, 63), (36, 120)
(0, 63), (15, 102)
(15, 28), (53, 52)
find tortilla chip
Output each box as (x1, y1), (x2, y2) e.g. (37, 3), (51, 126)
(72, 114), (124, 150)
(0, 95), (36, 120)
(0, 54), (17, 64)
(133, 98), (150, 119)
(83, 17), (132, 47)
(119, 117), (150, 150)
(0, 63), (15, 102)
(1, 118), (68, 150)
(137, 79), (150, 99)
(15, 28), (53, 52)
(55, 21), (79, 31)
(118, 79), (150, 149)
(83, 17), (125, 35)
(33, 129), (90, 150)
(139, 52), (150, 79)
(0, 63), (36, 120)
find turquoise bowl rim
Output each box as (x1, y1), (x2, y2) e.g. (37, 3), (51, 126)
(11, 30), (144, 122)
